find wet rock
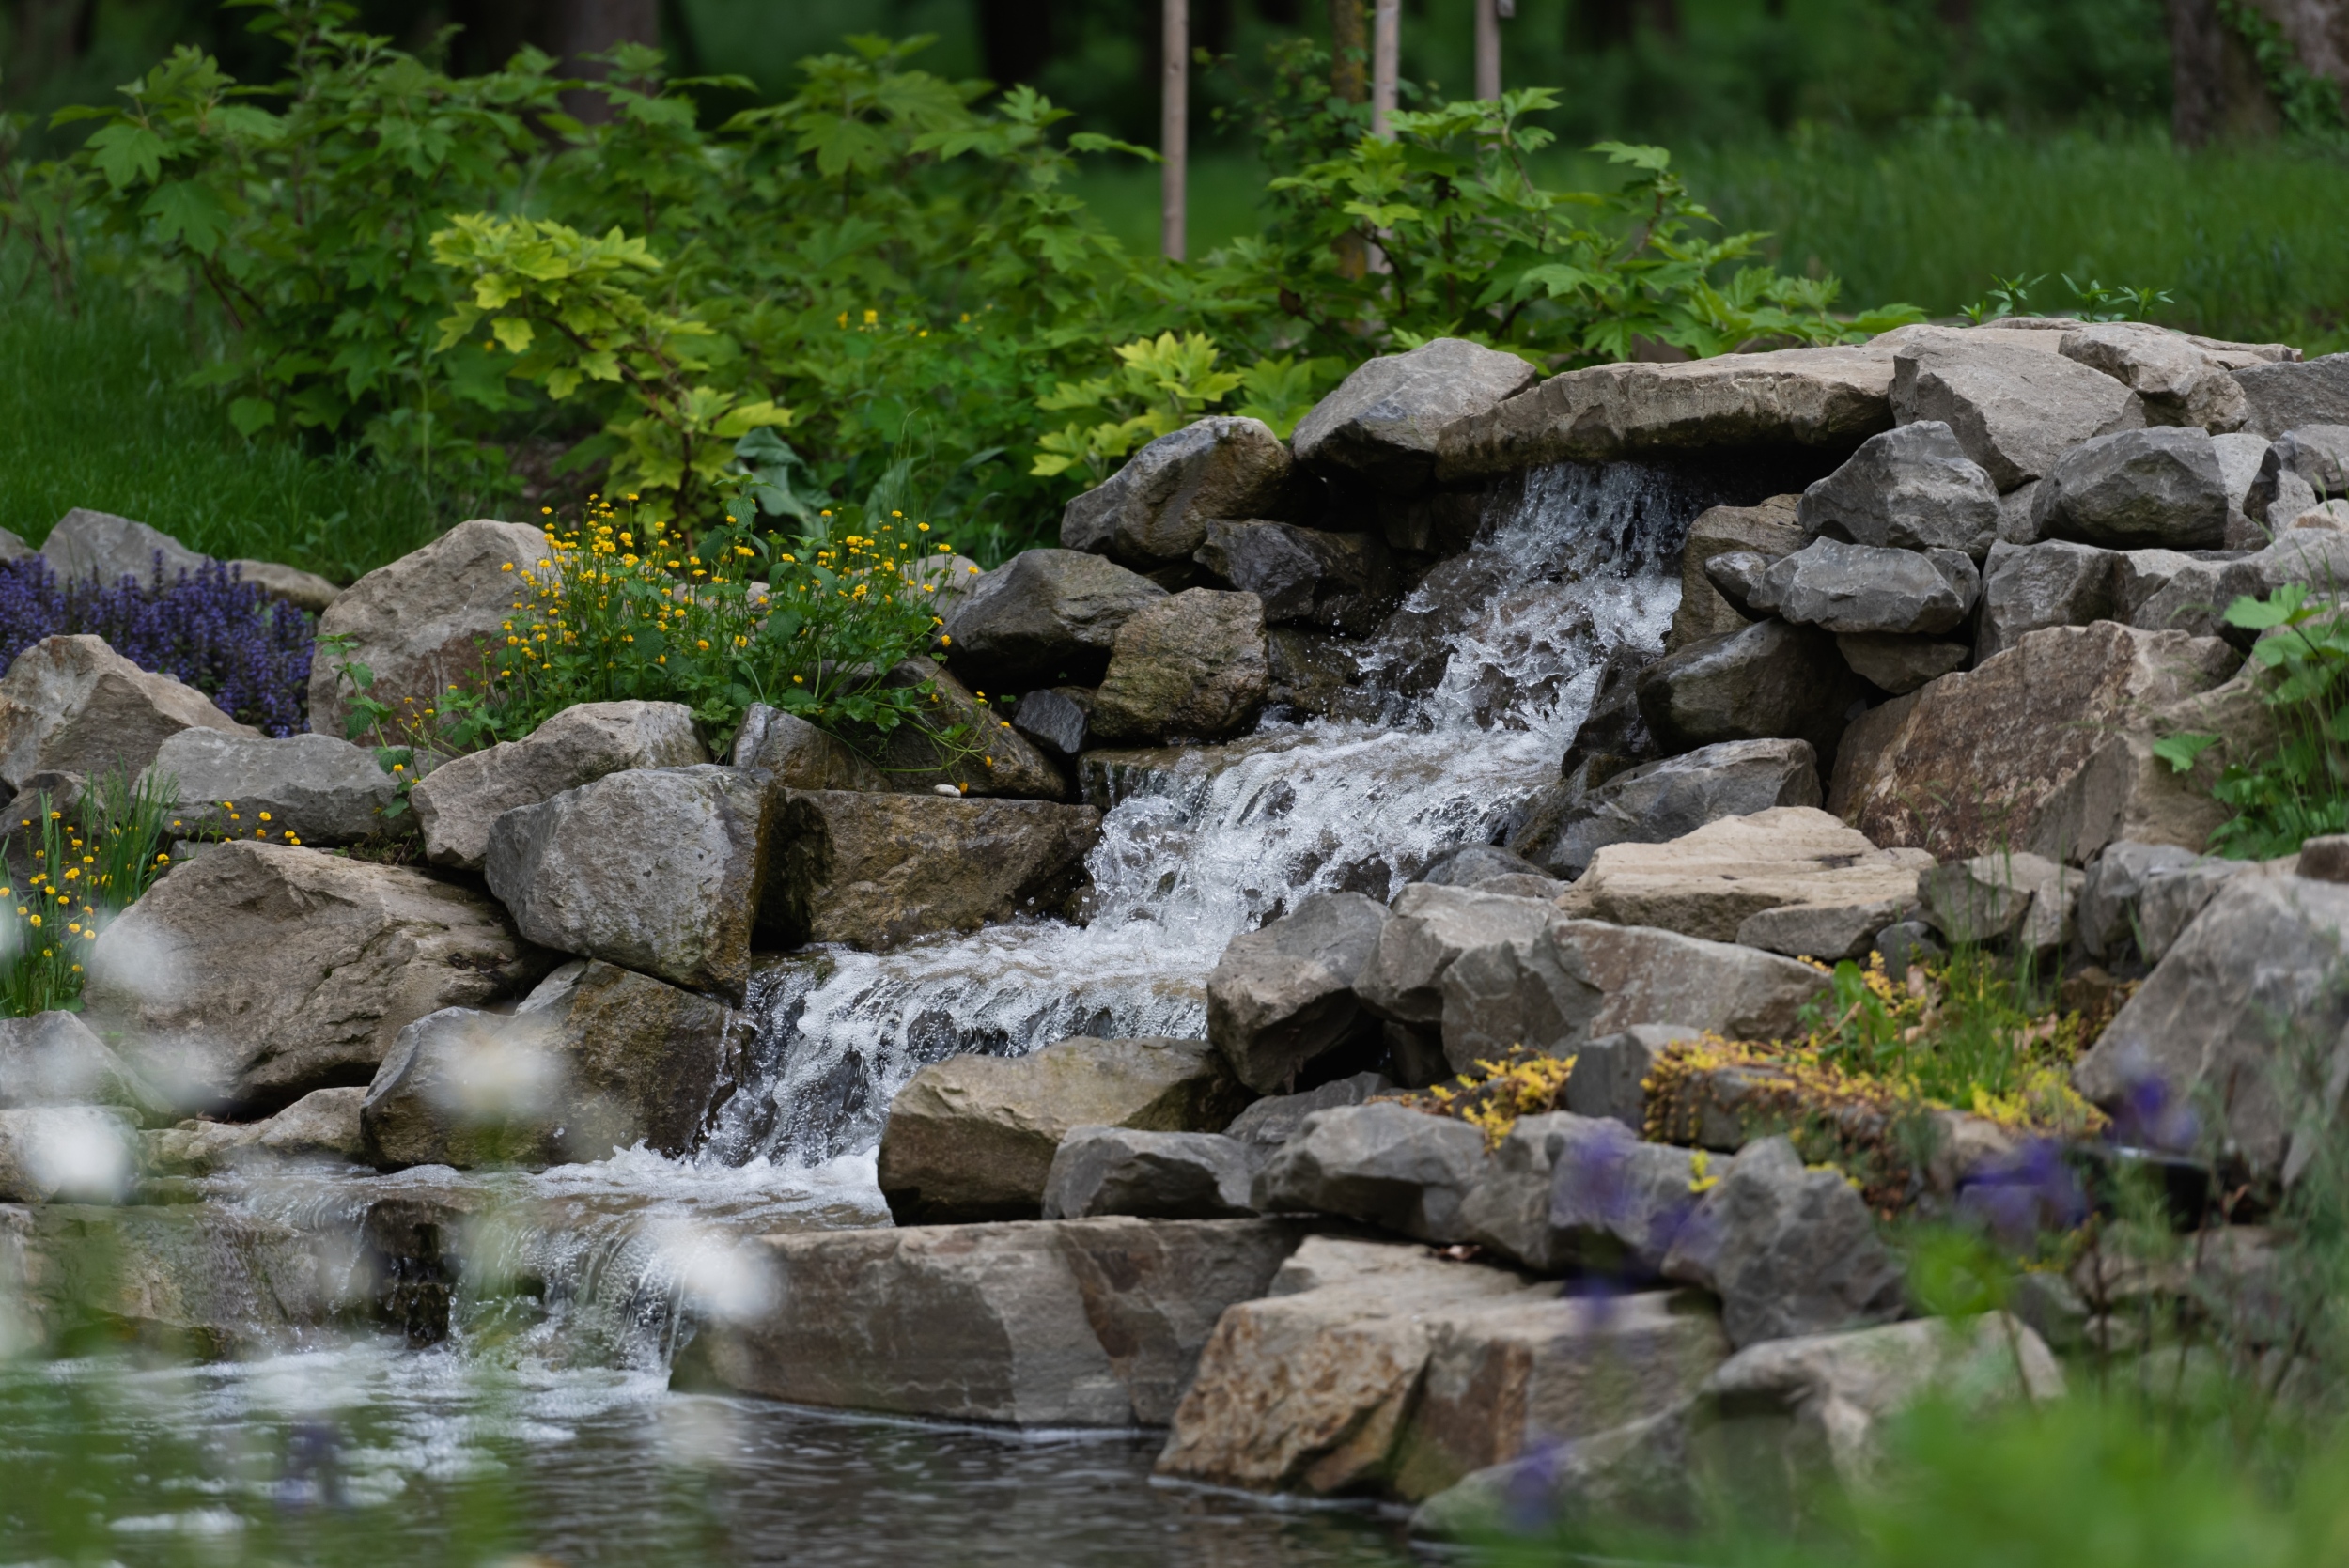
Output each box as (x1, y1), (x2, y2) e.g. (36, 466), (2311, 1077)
(2233, 352), (2349, 438)
(1194, 519), (1399, 634)
(1668, 496), (1805, 653)
(1087, 589), (1268, 743)
(1459, 1110), (1719, 1277)
(767, 789), (1099, 951)
(1221, 1071), (1392, 1161)
(39, 507), (208, 585)
(1558, 808), (1930, 948)
(1834, 632), (1969, 694)
(412, 700), (708, 870)
(1207, 891), (1389, 1094)
(1437, 345), (1898, 478)
(1507, 738), (1822, 881)
(144, 730), (395, 846)
(1564, 1025), (1700, 1130)
(1917, 851), (2081, 954)
(2031, 426), (2230, 550)
(1762, 538), (1978, 636)
(1796, 420), (2000, 555)
(2078, 840), (2201, 963)
(1661, 1137), (1906, 1348)
(1830, 622), (2242, 861)
(1061, 417), (1297, 567)
(0, 1106), (138, 1202)
(1358, 884), (1560, 1027)
(84, 842), (545, 1113)
(1890, 339), (2146, 490)
(359, 960), (741, 1170)
(2059, 321), (2249, 432)
(144, 1086), (366, 1174)
(941, 549), (1168, 690)
(1154, 1236), (1548, 1493)
(1975, 540), (2118, 659)
(1041, 1126), (1255, 1219)
(486, 764), (773, 1000)
(2075, 872), (2349, 1181)
(729, 705), (885, 792)
(1008, 687), (1092, 761)
(0, 633), (252, 792)
(1263, 628), (1363, 719)
(0, 1011), (173, 1124)
(680, 1217), (1310, 1426)
(307, 518), (550, 739)
(1253, 1101), (1488, 1242)
(1292, 336), (1540, 491)
(1634, 620), (1860, 763)
(877, 1036), (1252, 1223)
(836, 660), (1067, 800)
(229, 559), (341, 614)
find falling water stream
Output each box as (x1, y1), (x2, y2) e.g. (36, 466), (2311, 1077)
(1, 462), (1718, 1566)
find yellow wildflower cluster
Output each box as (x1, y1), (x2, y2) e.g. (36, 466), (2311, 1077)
(1391, 1045), (1579, 1147)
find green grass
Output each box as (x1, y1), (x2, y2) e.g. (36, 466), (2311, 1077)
(0, 289), (444, 583)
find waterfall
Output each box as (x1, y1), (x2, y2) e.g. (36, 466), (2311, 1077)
(705, 460), (1714, 1167)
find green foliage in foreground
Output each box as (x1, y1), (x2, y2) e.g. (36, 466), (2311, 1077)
(0, 770), (176, 1017)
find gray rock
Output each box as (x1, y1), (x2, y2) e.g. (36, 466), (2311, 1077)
(1763, 538), (1978, 637)
(2297, 834), (2349, 883)
(2233, 352), (2349, 439)
(413, 700), (709, 870)
(2076, 872), (2349, 1179)
(0, 1010), (173, 1124)
(1917, 851), (2080, 954)
(83, 842), (545, 1113)
(2032, 426), (2229, 550)
(1086, 589), (1268, 743)
(2059, 321), (2248, 432)
(1874, 919), (1945, 976)
(143, 730), (396, 846)
(1194, 519), (1398, 634)
(0, 634), (252, 792)
(1735, 897), (1906, 963)
(2130, 529), (2349, 642)
(1291, 336), (1540, 491)
(39, 507), (209, 586)
(1565, 1025), (1699, 1130)
(1221, 1071), (1392, 1157)
(1041, 1126), (1256, 1219)
(679, 1217), (1309, 1427)
(2271, 423), (2349, 498)
(1358, 883), (1559, 1027)
(1508, 738), (1822, 881)
(2110, 548), (2204, 623)
(1419, 844), (1549, 888)
(1833, 632), (1969, 694)
(766, 789), (1099, 951)
(2136, 855), (2273, 964)
(1669, 496), (1806, 653)
(1893, 339), (2148, 491)
(941, 548), (1168, 690)
(229, 559), (341, 614)
(0, 526), (29, 561)
(1975, 540), (2119, 660)
(2078, 840), (2200, 962)
(1207, 892), (1389, 1094)
(360, 961), (743, 1170)
(1253, 1101), (1488, 1241)
(0, 1105), (138, 1203)
(729, 705), (884, 792)
(485, 765), (773, 1000)
(1263, 629), (1362, 719)
(1460, 1110), (1719, 1276)
(2256, 463), (2325, 536)
(1633, 621), (1859, 761)
(1009, 687), (1092, 761)
(2213, 431), (2273, 546)
(1061, 417), (1297, 567)
(143, 1085), (367, 1174)
(1661, 1137), (1906, 1349)
(1796, 420), (2000, 555)
(878, 1036), (1253, 1222)
(1703, 550), (1776, 615)
(1996, 479), (2043, 544)
(306, 518), (550, 741)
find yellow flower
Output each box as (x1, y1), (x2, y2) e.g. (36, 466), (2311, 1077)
(863, 308), (878, 325)
(502, 562), (514, 571)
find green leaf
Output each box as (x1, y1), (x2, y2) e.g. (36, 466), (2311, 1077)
(2152, 732), (2224, 773)
(86, 123), (167, 190)
(227, 396), (276, 436)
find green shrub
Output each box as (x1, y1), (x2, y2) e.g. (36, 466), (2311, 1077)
(0, 769), (177, 1017)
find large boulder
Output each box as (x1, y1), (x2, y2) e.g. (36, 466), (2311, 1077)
(1890, 339), (2146, 490)
(1634, 620), (1859, 761)
(1193, 519), (1399, 635)
(39, 507), (208, 585)
(941, 548), (1167, 690)
(877, 1035), (1253, 1223)
(2030, 426), (2230, 550)
(2233, 351), (2349, 438)
(1975, 539), (2118, 659)
(1563, 1024), (1700, 1130)
(1508, 738), (1822, 880)
(1291, 336), (1540, 491)
(0, 634), (252, 792)
(2077, 840), (2201, 963)
(1221, 1071), (1392, 1163)
(412, 700), (708, 870)
(1661, 1136), (1906, 1348)
(485, 764), (774, 1000)
(1357, 884), (1560, 1027)
(2130, 529), (2349, 643)
(1206, 891), (1389, 1094)
(306, 518), (549, 739)
(230, 559), (342, 614)
(0, 1010), (173, 1124)
(765, 789), (1099, 951)
(728, 704), (885, 792)
(1086, 589), (1268, 743)
(1253, 1101), (1488, 1242)
(1557, 807), (1931, 954)
(144, 730), (396, 846)
(1041, 1126), (1255, 1219)
(1457, 1110), (1719, 1276)
(677, 1218), (1310, 1426)
(1060, 417), (1297, 567)
(1917, 850), (2080, 954)
(1436, 346), (1898, 478)
(144, 1085), (366, 1174)
(83, 842), (545, 1113)
(359, 959), (743, 1170)
(1832, 632), (1969, 695)
(1753, 539), (1978, 636)
(0, 1106), (138, 1203)
(1829, 622), (2242, 861)
(2058, 320), (2250, 432)
(2074, 873), (2349, 1181)
(1796, 420), (1999, 555)
(1668, 496), (1806, 652)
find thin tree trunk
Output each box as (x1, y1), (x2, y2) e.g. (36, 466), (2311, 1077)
(1371, 0), (1399, 134)
(1476, 0), (1503, 101)
(1163, 0), (1188, 261)
(1330, 0), (1368, 102)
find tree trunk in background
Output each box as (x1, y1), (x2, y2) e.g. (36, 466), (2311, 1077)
(1475, 0), (1502, 100)
(1370, 0), (1398, 134)
(2168, 0), (2288, 144)
(977, 0), (1055, 86)
(1328, 0), (1369, 280)
(1163, 0), (1187, 260)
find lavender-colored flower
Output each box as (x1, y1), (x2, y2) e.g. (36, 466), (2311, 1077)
(1956, 1136), (2090, 1247)
(0, 552), (315, 737)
